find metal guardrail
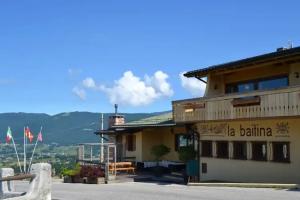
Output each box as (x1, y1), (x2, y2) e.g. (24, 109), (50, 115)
(0, 174), (35, 182)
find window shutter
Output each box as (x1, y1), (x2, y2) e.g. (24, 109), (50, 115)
(132, 135), (136, 151)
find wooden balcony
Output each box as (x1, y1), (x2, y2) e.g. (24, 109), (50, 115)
(173, 86), (300, 123)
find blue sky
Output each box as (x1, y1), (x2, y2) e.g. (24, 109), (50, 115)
(0, 0), (300, 115)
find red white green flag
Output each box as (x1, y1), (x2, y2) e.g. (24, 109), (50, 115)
(6, 127), (13, 144)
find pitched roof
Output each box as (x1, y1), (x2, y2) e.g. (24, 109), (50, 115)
(185, 46), (300, 78)
(94, 112), (175, 135)
(111, 112), (174, 128)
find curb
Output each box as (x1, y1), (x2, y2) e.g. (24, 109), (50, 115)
(188, 183), (300, 189)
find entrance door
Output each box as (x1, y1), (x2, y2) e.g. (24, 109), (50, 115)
(186, 127), (200, 182)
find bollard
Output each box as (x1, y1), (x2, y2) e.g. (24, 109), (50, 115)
(0, 168), (15, 195)
(25, 163), (51, 200)
(4, 163), (52, 200)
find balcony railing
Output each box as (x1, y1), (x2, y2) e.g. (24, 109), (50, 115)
(173, 86), (300, 123)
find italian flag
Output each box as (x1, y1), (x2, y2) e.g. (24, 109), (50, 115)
(6, 127), (13, 144)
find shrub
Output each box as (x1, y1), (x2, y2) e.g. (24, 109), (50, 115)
(80, 165), (104, 178)
(61, 163), (81, 177)
(151, 144), (170, 162)
(178, 146), (197, 163)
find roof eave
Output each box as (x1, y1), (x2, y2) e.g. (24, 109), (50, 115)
(184, 46), (300, 78)
(111, 123), (176, 129)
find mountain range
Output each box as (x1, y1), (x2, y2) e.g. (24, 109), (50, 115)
(0, 111), (167, 145)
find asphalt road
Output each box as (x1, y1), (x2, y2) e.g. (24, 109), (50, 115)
(15, 181), (300, 200)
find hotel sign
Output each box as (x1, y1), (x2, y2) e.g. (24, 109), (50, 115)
(198, 122), (290, 138)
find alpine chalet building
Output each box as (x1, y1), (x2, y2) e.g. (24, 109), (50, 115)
(172, 46), (300, 183)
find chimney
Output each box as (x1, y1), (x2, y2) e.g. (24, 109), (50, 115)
(109, 104), (125, 128)
(277, 43), (293, 52)
(276, 47), (288, 52)
(114, 104), (118, 115)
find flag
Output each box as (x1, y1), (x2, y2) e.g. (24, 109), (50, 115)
(6, 127), (13, 144)
(28, 133), (34, 143)
(37, 131), (43, 142)
(25, 127), (30, 137)
(25, 127), (34, 143)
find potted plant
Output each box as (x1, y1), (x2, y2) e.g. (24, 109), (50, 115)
(178, 146), (197, 184)
(80, 166), (105, 184)
(61, 163), (82, 183)
(150, 144), (170, 176)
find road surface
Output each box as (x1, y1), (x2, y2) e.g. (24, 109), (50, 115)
(15, 181), (300, 200)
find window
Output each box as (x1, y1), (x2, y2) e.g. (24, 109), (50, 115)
(216, 141), (228, 158)
(201, 141), (212, 157)
(225, 76), (288, 94)
(238, 82), (256, 93)
(258, 77), (288, 90)
(233, 141), (247, 160)
(252, 142), (267, 161)
(273, 142), (290, 163)
(202, 163), (207, 174)
(175, 134), (192, 151)
(126, 135), (136, 151)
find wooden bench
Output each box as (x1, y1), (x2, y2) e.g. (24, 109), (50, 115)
(109, 162), (135, 174)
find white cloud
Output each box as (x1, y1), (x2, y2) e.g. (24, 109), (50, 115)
(79, 71), (174, 106)
(180, 72), (206, 97)
(82, 77), (97, 89)
(72, 86), (86, 100)
(68, 68), (82, 77)
(145, 71), (174, 97)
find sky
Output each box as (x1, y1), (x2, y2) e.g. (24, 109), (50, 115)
(0, 0), (300, 115)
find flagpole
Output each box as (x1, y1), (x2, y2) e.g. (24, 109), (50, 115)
(9, 127), (23, 173)
(100, 113), (104, 163)
(23, 127), (26, 174)
(28, 126), (42, 173)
